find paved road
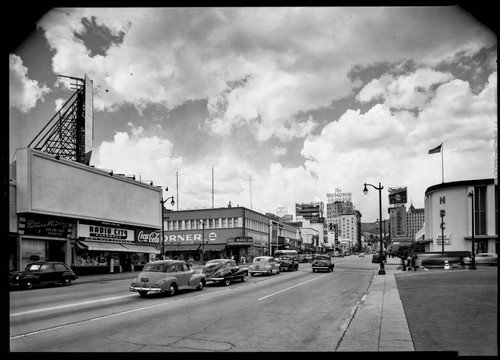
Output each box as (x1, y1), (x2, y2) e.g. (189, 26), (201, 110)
(21, 256), (497, 355)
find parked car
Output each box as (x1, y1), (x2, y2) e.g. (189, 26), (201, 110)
(463, 253), (498, 266)
(202, 259), (248, 286)
(248, 256), (280, 276)
(129, 260), (205, 297)
(10, 261), (78, 290)
(297, 255), (309, 263)
(312, 255), (335, 272)
(275, 255), (299, 272)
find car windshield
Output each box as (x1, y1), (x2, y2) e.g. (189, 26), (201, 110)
(25, 264), (44, 271)
(315, 256), (329, 261)
(143, 263), (165, 272)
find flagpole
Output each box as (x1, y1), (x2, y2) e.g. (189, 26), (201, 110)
(441, 143), (444, 183)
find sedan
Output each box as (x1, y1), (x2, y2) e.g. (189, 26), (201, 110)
(248, 256), (280, 276)
(463, 253), (498, 266)
(10, 261), (78, 290)
(129, 260), (206, 297)
(312, 255), (335, 272)
(275, 255), (299, 272)
(202, 259), (248, 286)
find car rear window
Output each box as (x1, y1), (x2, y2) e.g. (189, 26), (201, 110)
(143, 264), (164, 272)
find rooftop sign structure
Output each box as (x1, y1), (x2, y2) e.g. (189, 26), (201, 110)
(28, 74), (94, 165)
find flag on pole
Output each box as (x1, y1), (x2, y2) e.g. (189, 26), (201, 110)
(428, 143), (442, 154)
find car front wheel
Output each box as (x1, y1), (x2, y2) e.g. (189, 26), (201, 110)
(167, 283), (177, 296)
(196, 280), (205, 291)
(241, 272), (247, 282)
(23, 280), (34, 290)
(139, 290), (148, 297)
(223, 278), (231, 286)
(62, 278), (72, 286)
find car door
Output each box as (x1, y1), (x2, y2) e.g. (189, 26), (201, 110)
(175, 263), (191, 288)
(53, 263), (67, 283)
(38, 264), (55, 284)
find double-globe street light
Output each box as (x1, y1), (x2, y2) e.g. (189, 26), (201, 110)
(160, 187), (175, 260)
(363, 182), (386, 275)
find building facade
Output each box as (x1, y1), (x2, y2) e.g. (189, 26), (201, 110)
(9, 148), (161, 275)
(161, 206), (304, 262)
(421, 178), (498, 254)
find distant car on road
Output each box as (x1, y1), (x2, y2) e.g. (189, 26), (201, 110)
(129, 260), (206, 297)
(312, 255), (334, 272)
(202, 259), (248, 286)
(275, 255), (299, 272)
(463, 253), (497, 266)
(10, 261), (78, 290)
(248, 256), (280, 276)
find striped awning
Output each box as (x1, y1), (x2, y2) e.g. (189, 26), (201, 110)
(121, 243), (160, 254)
(76, 240), (128, 252)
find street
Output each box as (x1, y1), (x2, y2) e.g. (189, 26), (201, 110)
(10, 256), (375, 352)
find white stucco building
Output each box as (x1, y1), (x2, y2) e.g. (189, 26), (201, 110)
(422, 178), (497, 254)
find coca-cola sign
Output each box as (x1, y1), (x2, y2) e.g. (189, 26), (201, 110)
(136, 230), (161, 244)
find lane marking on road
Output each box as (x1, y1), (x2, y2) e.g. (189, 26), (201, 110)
(257, 274), (329, 301)
(10, 294), (137, 317)
(10, 289), (233, 340)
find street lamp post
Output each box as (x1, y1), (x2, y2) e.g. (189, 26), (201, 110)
(199, 220), (205, 262)
(160, 191), (175, 260)
(363, 182), (386, 275)
(468, 191), (477, 270)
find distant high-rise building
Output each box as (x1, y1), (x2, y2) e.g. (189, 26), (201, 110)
(295, 202), (324, 222)
(407, 203), (425, 242)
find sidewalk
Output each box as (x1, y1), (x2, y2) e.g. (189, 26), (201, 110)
(336, 257), (414, 352)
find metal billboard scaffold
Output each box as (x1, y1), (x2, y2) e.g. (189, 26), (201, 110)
(28, 74), (94, 165)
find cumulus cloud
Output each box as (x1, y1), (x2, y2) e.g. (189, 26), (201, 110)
(9, 54), (50, 113)
(36, 7), (495, 144)
(357, 68), (455, 110)
(301, 70), (497, 220)
(25, 7), (496, 221)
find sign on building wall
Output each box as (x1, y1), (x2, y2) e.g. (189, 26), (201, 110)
(327, 188), (352, 203)
(78, 223), (135, 242)
(19, 215), (73, 238)
(436, 234), (451, 245)
(388, 187), (408, 205)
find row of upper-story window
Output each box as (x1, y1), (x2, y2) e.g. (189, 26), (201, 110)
(165, 217), (270, 233)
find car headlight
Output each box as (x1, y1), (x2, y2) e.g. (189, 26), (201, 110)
(16, 276), (20, 280)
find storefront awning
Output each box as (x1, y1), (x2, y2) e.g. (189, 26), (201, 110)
(168, 245), (201, 251)
(76, 240), (128, 252)
(121, 243), (160, 254)
(202, 244), (227, 251)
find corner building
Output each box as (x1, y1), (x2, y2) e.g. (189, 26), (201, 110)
(162, 206), (271, 262)
(9, 148), (161, 275)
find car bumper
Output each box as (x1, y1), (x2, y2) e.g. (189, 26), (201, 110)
(312, 266), (331, 270)
(249, 270), (271, 275)
(206, 276), (225, 281)
(129, 285), (162, 293)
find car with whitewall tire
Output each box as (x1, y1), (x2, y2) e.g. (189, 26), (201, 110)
(129, 260), (206, 297)
(248, 256), (280, 276)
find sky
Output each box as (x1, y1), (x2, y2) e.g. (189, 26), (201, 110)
(9, 6), (497, 222)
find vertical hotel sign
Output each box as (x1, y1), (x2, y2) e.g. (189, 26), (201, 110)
(388, 187), (407, 205)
